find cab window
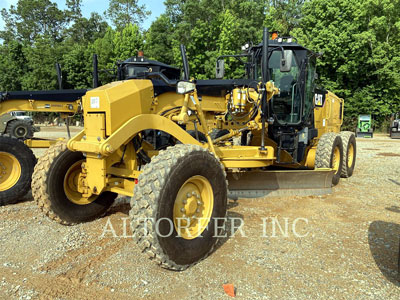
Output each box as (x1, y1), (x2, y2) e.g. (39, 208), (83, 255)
(269, 50), (302, 124)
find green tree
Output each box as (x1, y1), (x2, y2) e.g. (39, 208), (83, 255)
(264, 0), (305, 36)
(105, 0), (150, 30)
(113, 23), (144, 61)
(292, 0), (400, 126)
(62, 44), (93, 89)
(66, 12), (109, 44)
(21, 36), (64, 90)
(0, 0), (67, 43)
(144, 14), (174, 65)
(0, 41), (27, 91)
(91, 28), (117, 85)
(65, 0), (82, 22)
(162, 0), (268, 77)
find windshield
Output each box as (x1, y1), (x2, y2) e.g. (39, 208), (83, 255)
(122, 65), (150, 79)
(268, 50), (303, 124)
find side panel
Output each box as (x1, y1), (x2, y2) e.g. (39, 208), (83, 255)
(314, 90), (343, 138)
(82, 80), (155, 136)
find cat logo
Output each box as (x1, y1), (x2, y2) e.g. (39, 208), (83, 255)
(315, 93), (324, 107)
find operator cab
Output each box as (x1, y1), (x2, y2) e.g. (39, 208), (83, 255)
(251, 38), (319, 163)
(251, 38), (317, 128)
(213, 35), (320, 163)
(117, 57), (181, 81)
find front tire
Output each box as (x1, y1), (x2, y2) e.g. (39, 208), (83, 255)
(32, 142), (117, 225)
(0, 134), (36, 205)
(315, 133), (344, 186)
(130, 144), (227, 270)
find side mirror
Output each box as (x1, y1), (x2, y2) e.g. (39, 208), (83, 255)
(216, 59), (225, 79)
(280, 50), (293, 72)
(177, 81), (196, 94)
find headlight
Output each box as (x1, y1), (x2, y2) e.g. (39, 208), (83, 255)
(177, 81), (196, 95)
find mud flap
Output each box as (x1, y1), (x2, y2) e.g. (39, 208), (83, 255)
(227, 169), (335, 199)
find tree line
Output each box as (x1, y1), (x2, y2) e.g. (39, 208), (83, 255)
(0, 0), (399, 129)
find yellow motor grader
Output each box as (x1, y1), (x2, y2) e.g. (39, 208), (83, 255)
(0, 90), (83, 205)
(1, 29), (356, 270)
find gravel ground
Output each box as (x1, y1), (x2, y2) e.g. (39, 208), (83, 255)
(0, 127), (399, 299)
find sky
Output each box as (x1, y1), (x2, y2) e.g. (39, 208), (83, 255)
(0, 0), (166, 30)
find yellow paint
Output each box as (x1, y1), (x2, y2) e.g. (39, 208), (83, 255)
(314, 91), (344, 138)
(304, 147), (316, 169)
(62, 75), (340, 197)
(0, 99), (80, 115)
(0, 152), (21, 191)
(63, 159), (98, 205)
(347, 143), (354, 168)
(24, 138), (63, 148)
(173, 175), (214, 240)
(332, 146), (340, 172)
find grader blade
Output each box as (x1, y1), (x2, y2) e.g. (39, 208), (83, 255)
(227, 169), (335, 199)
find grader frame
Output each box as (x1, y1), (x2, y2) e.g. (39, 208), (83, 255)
(63, 30), (345, 201)
(0, 90), (83, 146)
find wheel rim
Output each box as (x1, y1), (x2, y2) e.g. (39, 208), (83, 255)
(173, 175), (214, 240)
(15, 126), (27, 138)
(0, 152), (22, 191)
(347, 143), (354, 168)
(332, 146), (341, 172)
(63, 160), (97, 205)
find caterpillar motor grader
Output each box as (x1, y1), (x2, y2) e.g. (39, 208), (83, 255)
(2, 28), (356, 270)
(0, 90), (84, 205)
(0, 56), (101, 206)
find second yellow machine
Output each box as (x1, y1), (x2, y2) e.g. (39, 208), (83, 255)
(31, 29), (356, 270)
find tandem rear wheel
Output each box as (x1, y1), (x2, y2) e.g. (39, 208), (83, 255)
(0, 134), (36, 205)
(31, 141), (117, 225)
(315, 133), (344, 186)
(339, 131), (356, 178)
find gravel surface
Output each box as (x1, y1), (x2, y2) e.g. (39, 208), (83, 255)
(0, 128), (399, 299)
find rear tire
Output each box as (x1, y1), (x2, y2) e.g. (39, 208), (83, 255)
(315, 133), (344, 186)
(0, 134), (36, 205)
(130, 144), (227, 270)
(32, 141), (117, 225)
(339, 131), (356, 178)
(6, 120), (34, 140)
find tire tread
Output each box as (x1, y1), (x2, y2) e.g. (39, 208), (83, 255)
(129, 144), (227, 270)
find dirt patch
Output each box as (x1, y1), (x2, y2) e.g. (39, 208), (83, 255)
(0, 130), (400, 299)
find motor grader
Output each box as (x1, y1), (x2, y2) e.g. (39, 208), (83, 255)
(0, 90), (84, 205)
(0, 56), (101, 205)
(2, 28), (356, 270)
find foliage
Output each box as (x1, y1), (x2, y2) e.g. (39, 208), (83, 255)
(292, 0), (400, 126)
(0, 41), (27, 91)
(113, 23), (143, 61)
(0, 0), (67, 43)
(144, 14), (174, 65)
(105, 0), (150, 30)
